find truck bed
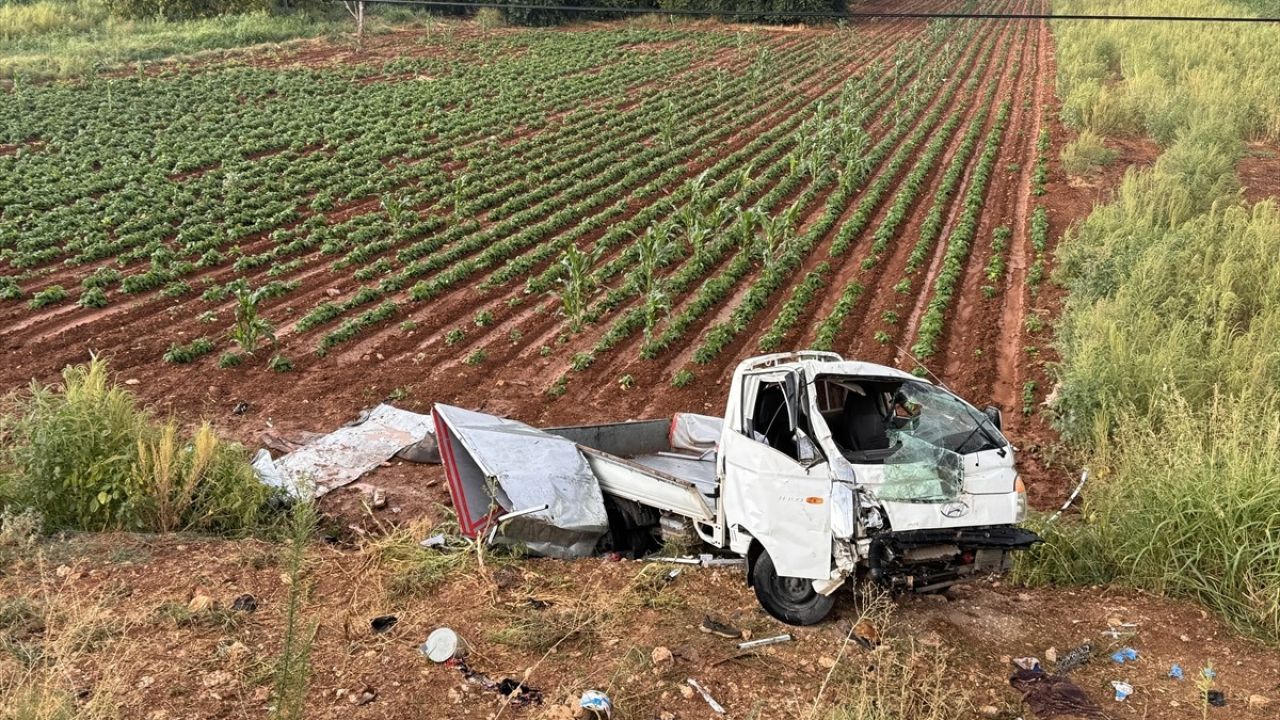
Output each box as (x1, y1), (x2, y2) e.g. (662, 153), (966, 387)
(548, 418), (721, 524)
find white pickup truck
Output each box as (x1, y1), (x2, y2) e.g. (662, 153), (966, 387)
(434, 351), (1039, 625)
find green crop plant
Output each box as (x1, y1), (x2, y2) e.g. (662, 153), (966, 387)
(228, 285), (276, 358)
(163, 337), (214, 364)
(555, 244), (598, 332)
(27, 285), (66, 309)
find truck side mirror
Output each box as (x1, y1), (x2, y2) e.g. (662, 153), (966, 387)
(983, 405), (1003, 431)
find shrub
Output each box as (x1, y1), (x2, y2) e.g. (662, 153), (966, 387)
(658, 0), (844, 24)
(0, 358), (275, 533)
(1060, 129), (1117, 174)
(102, 0), (272, 21)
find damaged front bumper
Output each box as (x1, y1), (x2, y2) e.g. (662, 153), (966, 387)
(867, 525), (1042, 593)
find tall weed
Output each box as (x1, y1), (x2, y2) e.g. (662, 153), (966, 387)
(0, 357), (275, 533)
(1018, 392), (1280, 641)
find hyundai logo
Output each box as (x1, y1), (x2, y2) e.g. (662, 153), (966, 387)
(941, 501), (969, 518)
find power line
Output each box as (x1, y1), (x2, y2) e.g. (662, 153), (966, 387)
(340, 0), (1280, 24)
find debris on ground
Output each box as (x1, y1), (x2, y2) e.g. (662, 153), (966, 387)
(1054, 642), (1092, 673)
(419, 534), (447, 549)
(1168, 663), (1184, 680)
(738, 634), (792, 650)
(421, 627), (467, 662)
(699, 614), (742, 639)
(1204, 689), (1226, 707)
(579, 689), (613, 718)
(370, 487), (387, 509)
(1014, 656), (1042, 671)
(1009, 667), (1104, 718)
(370, 615), (397, 634)
(253, 404), (435, 498)
(1111, 680), (1133, 701)
(686, 678), (726, 714)
(650, 646), (673, 666)
(347, 686), (376, 706)
(446, 659), (542, 706)
(230, 593), (257, 613)
(1110, 647), (1138, 664)
(852, 618), (880, 649)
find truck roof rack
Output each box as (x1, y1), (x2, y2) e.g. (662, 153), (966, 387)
(737, 351), (844, 371)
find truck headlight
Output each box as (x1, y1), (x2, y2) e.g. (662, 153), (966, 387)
(1014, 476), (1027, 522)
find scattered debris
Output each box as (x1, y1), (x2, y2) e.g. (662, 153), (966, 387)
(448, 658), (543, 706)
(370, 487), (387, 509)
(1201, 666), (1217, 680)
(686, 678), (726, 714)
(395, 430), (441, 464)
(1204, 689), (1226, 707)
(648, 553), (746, 568)
(579, 689), (614, 718)
(1009, 668), (1104, 718)
(1044, 646), (1058, 664)
(662, 568), (681, 585)
(1054, 642), (1092, 673)
(1169, 663), (1184, 680)
(419, 534), (448, 549)
(187, 593), (214, 613)
(348, 686), (376, 706)
(231, 594), (257, 613)
(1111, 680), (1133, 702)
(1014, 657), (1042, 671)
(1110, 647), (1138, 664)
(253, 404), (435, 498)
(852, 618), (880, 649)
(421, 627), (467, 662)
(650, 646), (673, 666)
(738, 634), (792, 650)
(370, 615), (397, 634)
(699, 614), (742, 639)
(232, 401), (249, 416)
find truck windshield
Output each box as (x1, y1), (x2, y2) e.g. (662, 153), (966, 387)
(891, 381), (1006, 455)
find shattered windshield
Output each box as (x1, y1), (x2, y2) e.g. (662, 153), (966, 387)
(880, 381), (1004, 502)
(814, 376), (1007, 503)
(891, 381), (1006, 455)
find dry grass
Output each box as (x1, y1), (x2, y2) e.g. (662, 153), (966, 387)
(0, 561), (127, 720)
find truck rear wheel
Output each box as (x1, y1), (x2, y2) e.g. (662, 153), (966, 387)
(751, 549), (835, 626)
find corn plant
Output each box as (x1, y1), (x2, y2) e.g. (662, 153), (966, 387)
(636, 224), (675, 344)
(229, 285), (276, 357)
(555, 244), (598, 332)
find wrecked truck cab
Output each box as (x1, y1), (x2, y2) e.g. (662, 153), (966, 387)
(434, 351), (1040, 627)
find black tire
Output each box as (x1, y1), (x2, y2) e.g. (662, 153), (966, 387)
(751, 548), (836, 626)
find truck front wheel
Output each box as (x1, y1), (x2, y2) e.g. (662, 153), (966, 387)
(751, 549), (835, 626)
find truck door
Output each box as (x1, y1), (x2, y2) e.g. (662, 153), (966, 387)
(721, 369), (833, 580)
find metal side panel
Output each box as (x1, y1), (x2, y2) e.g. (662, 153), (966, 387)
(433, 404), (608, 558)
(546, 419), (671, 457)
(581, 448), (716, 524)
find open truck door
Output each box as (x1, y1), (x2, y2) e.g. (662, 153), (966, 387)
(720, 368), (836, 625)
